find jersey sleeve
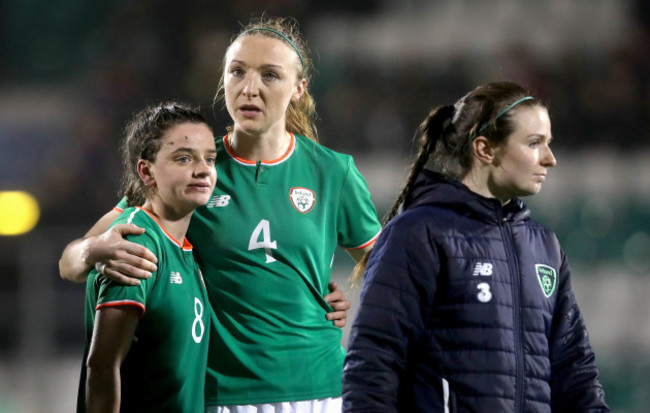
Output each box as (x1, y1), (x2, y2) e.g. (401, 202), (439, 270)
(114, 196), (128, 212)
(94, 230), (160, 316)
(336, 157), (381, 249)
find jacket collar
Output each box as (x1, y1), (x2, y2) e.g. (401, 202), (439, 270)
(404, 169), (530, 224)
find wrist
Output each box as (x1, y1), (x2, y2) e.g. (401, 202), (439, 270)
(81, 237), (98, 270)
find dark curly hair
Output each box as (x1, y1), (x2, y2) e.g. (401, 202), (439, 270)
(120, 102), (210, 207)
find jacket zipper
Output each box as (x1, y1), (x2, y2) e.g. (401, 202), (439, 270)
(501, 216), (524, 412)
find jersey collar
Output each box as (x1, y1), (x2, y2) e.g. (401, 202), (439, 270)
(223, 133), (296, 166)
(135, 207), (193, 251)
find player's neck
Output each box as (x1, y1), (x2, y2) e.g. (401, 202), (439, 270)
(141, 201), (193, 244)
(228, 128), (291, 162)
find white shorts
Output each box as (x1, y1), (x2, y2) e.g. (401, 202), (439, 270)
(206, 397), (342, 413)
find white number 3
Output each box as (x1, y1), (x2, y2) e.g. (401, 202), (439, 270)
(248, 219), (278, 263)
(477, 282), (492, 303)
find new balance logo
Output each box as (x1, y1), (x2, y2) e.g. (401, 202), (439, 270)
(473, 263), (493, 276)
(170, 271), (183, 284)
(207, 195), (231, 208)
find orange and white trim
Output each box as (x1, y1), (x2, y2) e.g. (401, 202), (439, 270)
(129, 207), (193, 251)
(113, 208), (192, 251)
(344, 230), (381, 250)
(96, 299), (146, 317)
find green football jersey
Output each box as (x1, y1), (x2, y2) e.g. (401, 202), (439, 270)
(190, 134), (381, 405)
(80, 206), (210, 412)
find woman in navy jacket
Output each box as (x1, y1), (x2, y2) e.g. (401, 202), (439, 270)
(342, 82), (609, 412)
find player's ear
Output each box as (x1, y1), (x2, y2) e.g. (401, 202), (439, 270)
(137, 159), (156, 186)
(291, 78), (307, 102)
(471, 136), (496, 165)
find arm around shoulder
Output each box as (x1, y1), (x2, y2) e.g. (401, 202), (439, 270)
(59, 209), (157, 285)
(59, 210), (122, 283)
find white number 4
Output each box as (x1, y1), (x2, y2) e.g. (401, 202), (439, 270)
(248, 219), (277, 263)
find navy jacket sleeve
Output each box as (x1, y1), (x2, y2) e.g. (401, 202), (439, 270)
(342, 212), (439, 412)
(549, 250), (610, 412)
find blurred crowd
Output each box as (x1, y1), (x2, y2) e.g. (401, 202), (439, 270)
(1, 0), (648, 227)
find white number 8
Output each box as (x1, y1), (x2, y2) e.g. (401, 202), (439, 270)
(192, 297), (205, 343)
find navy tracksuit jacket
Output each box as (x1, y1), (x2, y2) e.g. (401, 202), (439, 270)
(343, 170), (609, 412)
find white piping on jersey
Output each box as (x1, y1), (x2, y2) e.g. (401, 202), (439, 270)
(222, 133), (296, 166)
(127, 208), (139, 224)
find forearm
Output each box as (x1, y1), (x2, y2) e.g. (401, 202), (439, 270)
(86, 366), (120, 413)
(59, 237), (94, 283)
(60, 209), (123, 283)
(550, 303), (608, 410)
(86, 306), (139, 413)
(550, 261), (609, 410)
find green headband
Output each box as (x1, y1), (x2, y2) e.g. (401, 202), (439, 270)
(475, 96), (534, 137)
(238, 27), (305, 75)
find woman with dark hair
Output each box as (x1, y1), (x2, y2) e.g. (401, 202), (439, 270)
(81, 102), (216, 412)
(343, 82), (609, 412)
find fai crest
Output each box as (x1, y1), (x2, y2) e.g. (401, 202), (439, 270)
(535, 264), (557, 298)
(289, 187), (316, 213)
